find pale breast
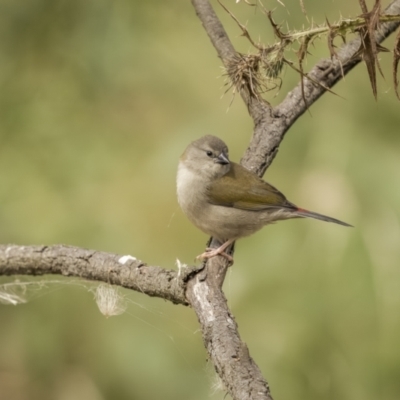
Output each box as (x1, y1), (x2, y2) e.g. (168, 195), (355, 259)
(177, 163), (219, 236)
(177, 163), (199, 209)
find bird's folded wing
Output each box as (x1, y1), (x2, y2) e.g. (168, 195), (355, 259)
(207, 162), (289, 211)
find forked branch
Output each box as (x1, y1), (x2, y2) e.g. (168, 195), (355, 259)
(190, 1), (400, 399)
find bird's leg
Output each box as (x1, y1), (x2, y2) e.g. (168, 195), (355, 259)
(196, 239), (235, 263)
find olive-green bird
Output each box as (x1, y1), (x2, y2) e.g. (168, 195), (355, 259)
(177, 135), (351, 261)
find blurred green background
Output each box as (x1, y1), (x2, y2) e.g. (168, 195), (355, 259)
(0, 0), (400, 399)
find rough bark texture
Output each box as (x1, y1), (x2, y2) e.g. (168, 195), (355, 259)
(1, 1), (400, 400)
(242, 0), (400, 176)
(0, 244), (195, 306)
(186, 264), (272, 400)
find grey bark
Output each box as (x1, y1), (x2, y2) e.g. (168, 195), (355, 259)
(0, 244), (193, 306)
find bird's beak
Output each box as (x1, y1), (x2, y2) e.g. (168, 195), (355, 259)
(215, 151), (230, 165)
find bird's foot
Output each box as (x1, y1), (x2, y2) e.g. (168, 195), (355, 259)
(196, 248), (233, 263)
(195, 239), (234, 263)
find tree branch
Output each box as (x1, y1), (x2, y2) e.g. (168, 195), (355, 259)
(186, 264), (273, 400)
(0, 244), (267, 399)
(189, 1), (400, 399)
(193, 0), (400, 175)
(241, 0), (400, 175)
(191, 0), (271, 124)
(0, 244), (192, 306)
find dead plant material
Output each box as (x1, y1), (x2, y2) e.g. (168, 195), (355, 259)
(218, 0), (400, 102)
(354, 0), (389, 99)
(224, 52), (282, 102)
(393, 29), (400, 99)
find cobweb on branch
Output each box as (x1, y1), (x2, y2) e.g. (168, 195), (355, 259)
(0, 278), (127, 318)
(93, 284), (127, 318)
(0, 279), (28, 305)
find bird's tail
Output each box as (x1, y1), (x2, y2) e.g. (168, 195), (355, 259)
(294, 207), (353, 227)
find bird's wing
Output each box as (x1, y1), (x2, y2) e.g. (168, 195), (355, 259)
(208, 162), (292, 211)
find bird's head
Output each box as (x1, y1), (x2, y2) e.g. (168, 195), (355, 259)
(180, 135), (230, 180)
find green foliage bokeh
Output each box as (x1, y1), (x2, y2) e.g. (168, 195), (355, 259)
(1, 1), (400, 399)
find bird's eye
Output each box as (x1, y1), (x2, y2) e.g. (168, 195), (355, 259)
(206, 151), (213, 157)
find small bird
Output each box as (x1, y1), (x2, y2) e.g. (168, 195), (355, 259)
(177, 135), (351, 262)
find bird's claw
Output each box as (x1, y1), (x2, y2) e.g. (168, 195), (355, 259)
(195, 247), (234, 263)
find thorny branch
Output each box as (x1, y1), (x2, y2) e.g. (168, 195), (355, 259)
(222, 0), (400, 104)
(239, 0), (400, 175)
(189, 1), (400, 400)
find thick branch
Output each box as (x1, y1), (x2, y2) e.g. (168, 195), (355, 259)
(0, 244), (193, 306)
(186, 263), (273, 400)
